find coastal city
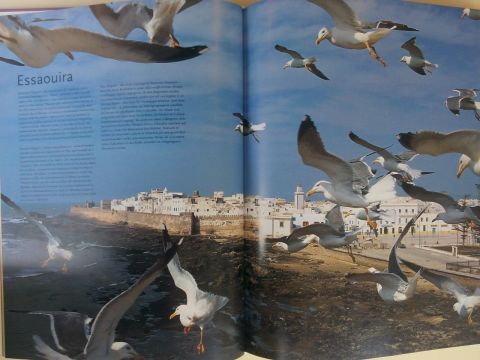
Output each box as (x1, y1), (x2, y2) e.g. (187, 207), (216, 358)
(74, 185), (480, 245)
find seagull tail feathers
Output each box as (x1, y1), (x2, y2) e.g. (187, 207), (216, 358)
(365, 175), (397, 204)
(33, 335), (70, 360)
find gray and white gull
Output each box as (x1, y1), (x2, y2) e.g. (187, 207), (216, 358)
(0, 15), (207, 68)
(274, 44), (329, 80)
(90, 0), (202, 47)
(308, 0), (417, 66)
(346, 208), (426, 303)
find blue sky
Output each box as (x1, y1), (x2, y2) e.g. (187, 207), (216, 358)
(245, 0), (480, 201)
(0, 0), (244, 204)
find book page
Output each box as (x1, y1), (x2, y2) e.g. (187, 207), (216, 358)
(0, 1), (245, 359)
(244, 0), (480, 359)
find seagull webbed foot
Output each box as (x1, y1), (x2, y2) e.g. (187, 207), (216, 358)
(364, 42), (386, 67)
(169, 33), (180, 48)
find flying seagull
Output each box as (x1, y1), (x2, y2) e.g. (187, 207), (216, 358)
(400, 258), (480, 325)
(446, 89), (480, 121)
(1, 193), (73, 272)
(400, 37), (438, 75)
(298, 115), (397, 231)
(308, 0), (417, 67)
(344, 203), (393, 223)
(397, 181), (480, 225)
(274, 44), (329, 80)
(90, 0), (202, 47)
(286, 205), (360, 262)
(349, 131), (430, 181)
(0, 15), (207, 68)
(10, 310), (92, 357)
(233, 112), (266, 143)
(346, 208), (426, 302)
(273, 205), (358, 257)
(397, 129), (480, 178)
(32, 241), (179, 360)
(163, 225), (229, 354)
(462, 9), (480, 20)
(271, 234), (319, 253)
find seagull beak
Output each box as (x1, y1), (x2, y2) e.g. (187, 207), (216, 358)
(306, 189), (315, 197)
(456, 162), (467, 178)
(315, 36), (323, 45)
(169, 310), (179, 320)
(134, 355), (144, 360)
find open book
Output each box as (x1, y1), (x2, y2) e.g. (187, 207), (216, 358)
(0, 0), (479, 359)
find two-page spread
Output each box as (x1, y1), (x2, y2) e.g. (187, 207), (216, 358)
(0, 0), (479, 359)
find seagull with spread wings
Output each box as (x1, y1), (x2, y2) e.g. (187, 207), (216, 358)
(397, 129), (480, 178)
(0, 15), (207, 68)
(346, 208), (426, 302)
(308, 0), (417, 67)
(274, 44), (329, 80)
(1, 193), (73, 272)
(278, 205), (360, 262)
(400, 37), (438, 75)
(163, 225), (229, 354)
(272, 205), (359, 259)
(400, 258), (480, 325)
(90, 0), (202, 47)
(298, 115), (397, 231)
(233, 112), (266, 143)
(31, 242), (179, 360)
(446, 89), (480, 121)
(398, 181), (480, 225)
(349, 131), (431, 181)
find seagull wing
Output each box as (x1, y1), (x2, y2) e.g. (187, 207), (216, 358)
(0, 56), (24, 66)
(298, 115), (354, 188)
(401, 37), (424, 59)
(454, 88), (478, 98)
(400, 258), (471, 299)
(397, 130), (480, 161)
(400, 182), (460, 211)
(388, 207), (426, 282)
(347, 272), (404, 288)
(1, 193), (63, 246)
(89, 3), (152, 38)
(179, 0), (203, 13)
(308, 0), (361, 30)
(394, 150), (418, 162)
(84, 245), (177, 358)
(349, 158), (375, 192)
(446, 96), (462, 114)
(274, 44), (303, 59)
(325, 205), (345, 232)
(361, 20), (418, 31)
(232, 112), (250, 127)
(305, 63), (329, 80)
(287, 223), (343, 241)
(27, 311), (91, 355)
(162, 227), (199, 305)
(408, 64), (427, 76)
(167, 253), (200, 306)
(349, 132), (395, 161)
(35, 27), (207, 64)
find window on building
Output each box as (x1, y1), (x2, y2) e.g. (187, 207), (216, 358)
(398, 209), (401, 213)
(280, 221), (284, 228)
(412, 209), (415, 213)
(423, 225), (426, 232)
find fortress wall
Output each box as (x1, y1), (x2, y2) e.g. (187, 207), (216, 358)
(69, 207), (193, 235)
